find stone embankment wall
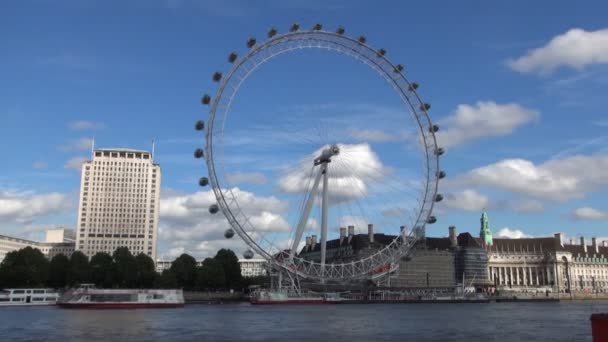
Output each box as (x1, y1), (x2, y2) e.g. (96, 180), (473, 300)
(184, 291), (246, 303)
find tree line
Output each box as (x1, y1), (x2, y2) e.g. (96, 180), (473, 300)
(0, 247), (268, 290)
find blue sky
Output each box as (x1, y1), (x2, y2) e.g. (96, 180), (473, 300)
(1, 0), (608, 258)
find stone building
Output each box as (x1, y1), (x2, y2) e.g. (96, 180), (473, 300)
(0, 228), (75, 262)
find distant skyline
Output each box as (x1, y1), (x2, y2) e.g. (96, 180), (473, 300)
(1, 0), (608, 259)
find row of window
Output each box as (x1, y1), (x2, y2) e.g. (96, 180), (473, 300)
(94, 151), (151, 159)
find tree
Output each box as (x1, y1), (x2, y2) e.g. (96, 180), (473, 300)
(214, 249), (242, 289)
(113, 247), (137, 288)
(154, 269), (177, 289)
(90, 252), (116, 288)
(48, 254), (70, 288)
(0, 247), (49, 287)
(197, 258), (226, 290)
(170, 253), (197, 289)
(67, 251), (90, 285)
(135, 253), (156, 288)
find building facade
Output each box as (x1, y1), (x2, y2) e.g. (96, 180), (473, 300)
(0, 228), (76, 261)
(76, 148), (161, 260)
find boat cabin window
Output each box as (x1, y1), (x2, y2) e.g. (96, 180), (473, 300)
(0, 298), (9, 302)
(33, 290), (45, 294)
(12, 290), (25, 294)
(11, 298), (23, 302)
(32, 297), (44, 301)
(45, 297), (56, 301)
(153, 294), (164, 299)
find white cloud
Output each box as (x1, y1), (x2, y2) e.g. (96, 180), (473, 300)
(495, 227), (531, 239)
(437, 101), (539, 148)
(33, 161), (48, 170)
(277, 143), (388, 203)
(508, 28), (608, 74)
(58, 138), (93, 151)
(510, 199), (545, 213)
(572, 207), (608, 221)
(68, 120), (105, 130)
(450, 154), (608, 201)
(64, 157), (87, 171)
(442, 189), (490, 212)
(0, 190), (72, 224)
(226, 172), (267, 185)
(158, 188), (289, 259)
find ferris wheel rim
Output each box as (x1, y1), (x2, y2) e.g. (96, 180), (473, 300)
(202, 26), (442, 281)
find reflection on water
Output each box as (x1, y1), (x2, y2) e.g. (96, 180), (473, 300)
(1, 301), (607, 341)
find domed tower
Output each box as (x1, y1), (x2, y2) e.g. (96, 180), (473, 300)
(480, 210), (493, 246)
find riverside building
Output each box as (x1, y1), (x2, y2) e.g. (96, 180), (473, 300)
(0, 228), (75, 261)
(76, 148), (161, 260)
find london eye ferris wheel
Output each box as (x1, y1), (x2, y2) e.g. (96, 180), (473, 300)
(194, 23), (445, 283)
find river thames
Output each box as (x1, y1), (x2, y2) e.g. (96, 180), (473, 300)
(1, 301), (606, 341)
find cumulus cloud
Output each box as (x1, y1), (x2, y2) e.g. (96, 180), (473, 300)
(64, 157), (87, 171)
(437, 101), (539, 148)
(495, 228), (531, 239)
(441, 189), (490, 212)
(68, 120), (105, 130)
(58, 138), (93, 151)
(510, 199), (545, 213)
(158, 188), (289, 259)
(0, 190), (73, 224)
(450, 154), (608, 201)
(572, 207), (608, 221)
(277, 143), (388, 203)
(226, 172), (267, 185)
(508, 28), (608, 74)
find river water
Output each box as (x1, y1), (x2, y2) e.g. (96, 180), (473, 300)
(1, 301), (607, 341)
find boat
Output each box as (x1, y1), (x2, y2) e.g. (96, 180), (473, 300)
(57, 284), (184, 309)
(250, 290), (345, 305)
(0, 288), (59, 306)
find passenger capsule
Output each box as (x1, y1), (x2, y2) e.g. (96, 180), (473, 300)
(243, 250), (254, 259)
(195, 120), (205, 131)
(420, 103), (431, 111)
(224, 229), (235, 239)
(228, 52), (238, 63)
(377, 48), (386, 57)
(313, 23), (322, 31)
(247, 37), (256, 48)
(194, 148), (204, 159)
(290, 23), (300, 32)
(429, 124), (439, 133)
(427, 216), (437, 224)
(336, 27), (345, 35)
(198, 177), (209, 187)
(201, 94), (211, 105)
(437, 171), (446, 179)
(212, 72), (222, 82)
(435, 194), (444, 202)
(408, 82), (419, 91)
(435, 147), (445, 156)
(394, 64), (404, 73)
(358, 36), (367, 44)
(267, 27), (278, 38)
(209, 204), (219, 214)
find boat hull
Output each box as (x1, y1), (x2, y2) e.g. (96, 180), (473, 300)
(251, 299), (337, 305)
(57, 302), (184, 309)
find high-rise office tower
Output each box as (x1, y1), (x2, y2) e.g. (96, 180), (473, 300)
(76, 148), (161, 260)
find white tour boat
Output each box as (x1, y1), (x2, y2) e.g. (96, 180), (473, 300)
(0, 288), (59, 306)
(57, 284), (184, 309)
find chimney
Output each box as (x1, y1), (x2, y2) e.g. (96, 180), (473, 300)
(339, 227), (346, 245)
(581, 237), (587, 253)
(603, 241), (608, 247)
(569, 238), (574, 245)
(311, 235), (317, 249)
(449, 226), (457, 247)
(554, 233), (564, 248)
(348, 225), (355, 243)
(592, 237), (599, 253)
(368, 224), (374, 243)
(400, 225), (407, 237)
(305, 236), (312, 250)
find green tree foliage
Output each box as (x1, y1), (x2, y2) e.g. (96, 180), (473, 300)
(0, 247), (49, 287)
(197, 258), (226, 290)
(135, 253), (156, 288)
(170, 254), (198, 289)
(67, 251), (91, 285)
(154, 269), (178, 289)
(113, 247), (137, 288)
(48, 254), (70, 288)
(90, 252), (116, 288)
(213, 249), (242, 288)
